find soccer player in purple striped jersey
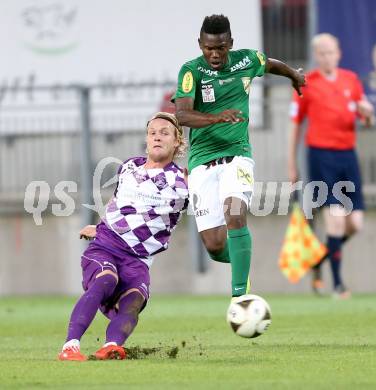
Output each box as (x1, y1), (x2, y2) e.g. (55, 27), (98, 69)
(58, 112), (188, 361)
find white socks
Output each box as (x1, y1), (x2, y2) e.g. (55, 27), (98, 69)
(62, 339), (118, 351)
(62, 339), (80, 351)
(103, 342), (118, 347)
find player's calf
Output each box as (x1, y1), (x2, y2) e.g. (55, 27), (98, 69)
(200, 226), (230, 263)
(59, 272), (118, 361)
(105, 290), (145, 345)
(93, 290), (145, 360)
(65, 272), (118, 341)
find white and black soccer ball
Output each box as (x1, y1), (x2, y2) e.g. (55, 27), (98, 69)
(226, 294), (272, 338)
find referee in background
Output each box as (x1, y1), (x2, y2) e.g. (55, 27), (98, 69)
(288, 33), (374, 298)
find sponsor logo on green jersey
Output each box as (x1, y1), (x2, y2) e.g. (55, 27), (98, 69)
(197, 66), (218, 77)
(219, 77), (235, 86)
(230, 56), (252, 72)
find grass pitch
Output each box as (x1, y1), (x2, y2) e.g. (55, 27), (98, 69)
(0, 295), (375, 389)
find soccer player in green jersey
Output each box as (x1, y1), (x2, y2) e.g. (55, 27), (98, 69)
(173, 14), (306, 298)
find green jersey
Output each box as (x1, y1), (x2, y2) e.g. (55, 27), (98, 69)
(173, 49), (267, 172)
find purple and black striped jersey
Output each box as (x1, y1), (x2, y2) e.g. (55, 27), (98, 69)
(98, 157), (188, 267)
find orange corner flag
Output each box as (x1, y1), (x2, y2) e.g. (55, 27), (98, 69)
(278, 203), (327, 283)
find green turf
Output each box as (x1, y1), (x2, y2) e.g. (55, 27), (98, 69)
(0, 295), (375, 389)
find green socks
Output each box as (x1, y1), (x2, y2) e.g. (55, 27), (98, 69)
(208, 242), (230, 263)
(206, 226), (252, 296)
(228, 226), (252, 297)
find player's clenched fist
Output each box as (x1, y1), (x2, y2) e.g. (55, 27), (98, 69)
(79, 225), (96, 240)
(292, 68), (306, 96)
(357, 100), (375, 127)
(215, 109), (245, 123)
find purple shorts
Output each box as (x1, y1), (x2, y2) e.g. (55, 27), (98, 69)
(81, 241), (150, 319)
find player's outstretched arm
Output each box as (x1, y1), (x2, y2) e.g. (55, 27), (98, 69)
(287, 123), (303, 184)
(266, 58), (306, 96)
(175, 97), (244, 128)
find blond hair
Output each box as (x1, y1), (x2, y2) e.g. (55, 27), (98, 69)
(147, 112), (187, 158)
(311, 33), (340, 49)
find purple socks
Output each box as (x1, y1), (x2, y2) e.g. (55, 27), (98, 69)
(105, 292), (144, 345)
(66, 276), (144, 347)
(66, 274), (117, 341)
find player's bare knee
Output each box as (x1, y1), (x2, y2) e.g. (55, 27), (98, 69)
(347, 212), (364, 236)
(225, 207), (247, 229)
(325, 210), (346, 236)
(226, 215), (247, 230)
(225, 209), (247, 229)
(224, 197), (247, 229)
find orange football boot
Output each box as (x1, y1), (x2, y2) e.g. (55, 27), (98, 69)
(94, 345), (126, 360)
(58, 346), (87, 361)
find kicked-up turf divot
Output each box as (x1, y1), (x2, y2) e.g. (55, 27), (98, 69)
(127, 345), (180, 360)
(88, 345), (182, 360)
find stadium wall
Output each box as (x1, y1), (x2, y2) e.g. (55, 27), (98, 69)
(1, 210), (376, 296)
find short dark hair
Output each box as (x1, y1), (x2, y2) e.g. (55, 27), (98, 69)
(200, 14), (231, 36)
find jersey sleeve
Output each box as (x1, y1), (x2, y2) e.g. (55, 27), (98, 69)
(290, 90), (308, 124)
(249, 49), (267, 78)
(114, 158), (132, 196)
(174, 171), (189, 212)
(171, 64), (197, 102)
(117, 158), (133, 174)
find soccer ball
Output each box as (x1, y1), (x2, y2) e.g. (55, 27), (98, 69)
(226, 294), (272, 338)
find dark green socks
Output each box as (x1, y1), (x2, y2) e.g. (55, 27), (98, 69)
(227, 226), (252, 297)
